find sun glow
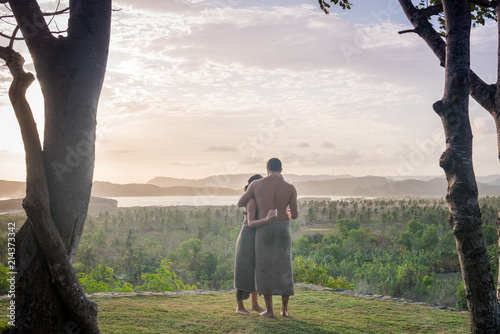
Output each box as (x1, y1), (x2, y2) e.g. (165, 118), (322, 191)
(0, 79), (44, 153)
(25, 79), (45, 144)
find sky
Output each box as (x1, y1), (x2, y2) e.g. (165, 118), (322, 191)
(0, 0), (498, 183)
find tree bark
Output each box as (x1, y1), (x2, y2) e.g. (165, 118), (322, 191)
(5, 0), (111, 332)
(0, 46), (100, 333)
(433, 0), (500, 332)
(493, 1), (500, 302)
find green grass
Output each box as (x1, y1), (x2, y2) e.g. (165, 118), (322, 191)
(0, 286), (469, 333)
(0, 287), (469, 334)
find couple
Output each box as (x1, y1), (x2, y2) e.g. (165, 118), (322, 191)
(233, 158), (299, 318)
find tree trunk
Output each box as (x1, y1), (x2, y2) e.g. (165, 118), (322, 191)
(1, 46), (101, 333)
(434, 1), (500, 332)
(398, 0), (500, 331)
(494, 3), (500, 302)
(5, 0), (111, 332)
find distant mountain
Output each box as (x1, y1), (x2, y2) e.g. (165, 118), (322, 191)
(148, 174), (251, 190)
(477, 175), (500, 184)
(147, 174), (353, 190)
(93, 182), (167, 197)
(295, 176), (500, 197)
(356, 178), (448, 197)
(147, 176), (198, 188)
(91, 181), (241, 197)
(0, 196), (117, 213)
(294, 176), (391, 196)
(0, 198), (23, 211)
(477, 182), (500, 196)
(483, 177), (500, 186)
(385, 175), (442, 181)
(286, 174), (353, 183)
(0, 180), (25, 198)
(2, 174), (499, 199)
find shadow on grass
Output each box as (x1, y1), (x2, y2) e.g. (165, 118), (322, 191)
(251, 316), (341, 334)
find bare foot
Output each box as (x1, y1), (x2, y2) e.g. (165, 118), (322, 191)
(280, 308), (289, 317)
(252, 305), (265, 312)
(236, 309), (251, 315)
(260, 310), (275, 318)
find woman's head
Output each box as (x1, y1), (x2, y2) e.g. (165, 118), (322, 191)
(244, 174), (263, 191)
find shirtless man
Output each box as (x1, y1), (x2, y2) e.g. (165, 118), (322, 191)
(238, 158), (299, 317)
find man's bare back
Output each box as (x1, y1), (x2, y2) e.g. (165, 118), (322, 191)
(237, 173), (298, 221)
(252, 174), (297, 221)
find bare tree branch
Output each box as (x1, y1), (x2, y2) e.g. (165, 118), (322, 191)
(7, 0), (56, 58)
(419, 4), (443, 17)
(399, 0), (495, 112)
(0, 6), (69, 19)
(8, 25), (19, 48)
(0, 31), (22, 40)
(46, 0), (62, 27)
(398, 29), (417, 34)
(0, 15), (17, 25)
(0, 6), (69, 41)
(469, 0), (496, 7)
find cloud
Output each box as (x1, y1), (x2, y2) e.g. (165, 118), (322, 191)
(472, 117), (496, 139)
(106, 150), (139, 155)
(115, 0), (202, 13)
(321, 141), (335, 149)
(206, 145), (238, 152)
(6, 1), (496, 183)
(164, 5), (354, 72)
(167, 162), (210, 166)
(281, 148), (361, 167)
(240, 156), (266, 165)
(102, 3), (442, 124)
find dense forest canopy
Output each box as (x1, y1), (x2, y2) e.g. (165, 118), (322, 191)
(3, 196), (499, 311)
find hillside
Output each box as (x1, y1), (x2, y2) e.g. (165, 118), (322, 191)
(0, 196), (117, 213)
(295, 176), (500, 197)
(92, 174), (500, 197)
(91, 181), (241, 197)
(0, 180), (24, 198)
(2, 174), (500, 198)
(0, 285), (469, 333)
(147, 174), (353, 190)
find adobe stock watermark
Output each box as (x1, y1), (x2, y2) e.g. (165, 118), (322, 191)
(190, 109), (290, 205)
(1, 9), (69, 44)
(60, 321), (81, 334)
(50, 117), (115, 182)
(396, 128), (445, 176)
(51, 131), (95, 181)
(6, 222), (16, 328)
(377, 126), (445, 194)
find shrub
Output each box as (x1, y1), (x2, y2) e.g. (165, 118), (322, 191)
(455, 282), (468, 310)
(0, 264), (11, 295)
(137, 260), (196, 292)
(293, 256), (353, 290)
(78, 265), (134, 293)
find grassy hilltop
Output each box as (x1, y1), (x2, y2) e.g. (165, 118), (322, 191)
(0, 285), (469, 333)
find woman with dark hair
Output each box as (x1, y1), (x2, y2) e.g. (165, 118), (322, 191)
(233, 174), (275, 314)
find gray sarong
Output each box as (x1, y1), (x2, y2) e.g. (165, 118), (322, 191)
(233, 223), (256, 301)
(255, 220), (294, 296)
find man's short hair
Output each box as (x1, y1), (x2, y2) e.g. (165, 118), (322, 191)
(267, 158), (282, 172)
